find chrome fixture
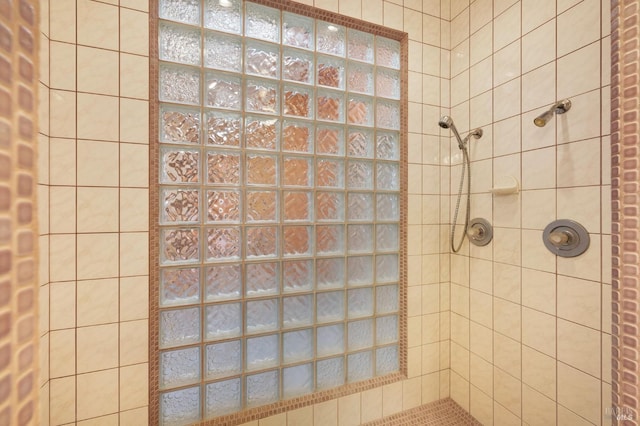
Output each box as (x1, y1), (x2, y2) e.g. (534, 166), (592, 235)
(467, 218), (493, 247)
(533, 99), (572, 127)
(542, 219), (590, 257)
(438, 115), (483, 150)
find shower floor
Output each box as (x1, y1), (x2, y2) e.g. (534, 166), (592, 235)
(362, 398), (482, 425)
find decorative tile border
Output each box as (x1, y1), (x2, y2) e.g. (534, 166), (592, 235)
(362, 398), (482, 426)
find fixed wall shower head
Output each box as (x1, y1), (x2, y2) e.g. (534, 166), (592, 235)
(534, 99), (572, 127)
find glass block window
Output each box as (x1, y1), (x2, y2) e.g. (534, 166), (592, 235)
(155, 1), (404, 424)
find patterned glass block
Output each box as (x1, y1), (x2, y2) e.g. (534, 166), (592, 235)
(160, 105), (200, 144)
(283, 121), (313, 153)
(317, 324), (344, 357)
(204, 31), (242, 72)
(348, 288), (373, 318)
(316, 291), (344, 323)
(206, 111), (241, 147)
(161, 267), (200, 307)
(347, 256), (373, 287)
(376, 100), (401, 130)
(316, 192), (344, 222)
(160, 63), (200, 105)
(347, 160), (373, 189)
(246, 370), (279, 408)
(316, 159), (344, 189)
(246, 191), (277, 222)
(347, 29), (374, 63)
(283, 294), (313, 328)
(161, 149), (199, 184)
(348, 319), (373, 350)
(347, 96), (373, 126)
(376, 193), (400, 221)
(246, 41), (279, 80)
(204, 0), (241, 34)
(317, 90), (344, 122)
(206, 190), (240, 223)
(317, 21), (345, 56)
(317, 55), (345, 89)
(376, 37), (401, 70)
(284, 226), (312, 256)
(246, 226), (277, 258)
(347, 224), (373, 253)
(347, 62), (374, 94)
(283, 48), (313, 84)
(376, 284), (399, 314)
(245, 116), (278, 150)
(206, 340), (242, 379)
(205, 303), (241, 340)
(245, 262), (279, 297)
(205, 264), (241, 301)
(205, 72), (241, 110)
(316, 126), (344, 155)
(159, 21), (201, 65)
(376, 254), (399, 283)
(283, 260), (313, 293)
(316, 225), (344, 255)
(316, 357), (344, 390)
(284, 85), (313, 118)
(160, 347), (200, 389)
(316, 258), (344, 289)
(283, 12), (314, 50)
(162, 228), (200, 264)
(348, 129), (374, 158)
(376, 315), (398, 344)
(376, 131), (400, 160)
(206, 227), (241, 260)
(162, 188), (199, 224)
(376, 162), (400, 191)
(159, 307), (200, 348)
(376, 224), (399, 252)
(283, 363), (313, 399)
(246, 334), (279, 370)
(246, 154), (277, 186)
(246, 298), (278, 333)
(347, 193), (373, 221)
(347, 351), (372, 383)
(159, 0), (200, 25)
(160, 387), (200, 426)
(376, 68), (401, 100)
(283, 157), (312, 187)
(245, 3), (280, 43)
(283, 329), (313, 363)
(284, 191), (311, 221)
(205, 378), (241, 417)
(207, 151), (240, 185)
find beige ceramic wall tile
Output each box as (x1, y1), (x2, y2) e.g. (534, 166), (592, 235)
(50, 41), (76, 91)
(337, 393), (360, 426)
(450, 370), (469, 410)
(360, 387), (382, 423)
(120, 99), (150, 144)
(521, 189), (556, 230)
(76, 140), (119, 187)
(522, 385), (557, 426)
(493, 333), (521, 379)
(120, 0), (149, 12)
(557, 0), (601, 57)
(313, 399), (337, 426)
(521, 62), (556, 113)
(286, 406), (313, 426)
(120, 143), (149, 187)
(493, 367), (521, 418)
(557, 42), (601, 99)
(77, 187), (119, 233)
(76, 368), (120, 420)
(493, 298), (521, 341)
(120, 276), (149, 321)
(49, 329), (75, 378)
(557, 89), (602, 145)
(450, 342), (470, 379)
(120, 53), (149, 100)
(120, 8), (149, 55)
(120, 407), (149, 426)
(77, 93), (119, 141)
(469, 385), (493, 425)
(49, 234), (76, 282)
(120, 363), (149, 410)
(522, 20), (556, 73)
(77, 0), (119, 50)
(259, 413), (286, 426)
(50, 376), (76, 425)
(557, 362), (601, 424)
(493, 3), (520, 51)
(77, 46), (119, 96)
(402, 376), (422, 410)
(557, 275), (601, 329)
(361, 0), (383, 25)
(521, 147), (556, 190)
(49, 0), (76, 43)
(557, 234), (602, 282)
(77, 278), (119, 326)
(76, 233), (119, 280)
(49, 138), (76, 186)
(421, 372), (440, 404)
(469, 322), (493, 361)
(50, 89), (76, 138)
(120, 232), (149, 276)
(77, 324), (119, 373)
(557, 319), (601, 377)
(521, 268), (556, 314)
(470, 353), (493, 396)
(522, 0), (556, 34)
(450, 8), (469, 48)
(522, 307), (556, 357)
(521, 346), (556, 399)
(120, 319), (149, 365)
(49, 186), (76, 234)
(49, 280), (76, 329)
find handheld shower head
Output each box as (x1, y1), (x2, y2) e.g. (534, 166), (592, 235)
(438, 116), (465, 149)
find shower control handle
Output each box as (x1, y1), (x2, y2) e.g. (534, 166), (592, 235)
(548, 229), (574, 246)
(542, 220), (590, 257)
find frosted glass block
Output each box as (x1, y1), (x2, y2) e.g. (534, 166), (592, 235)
(283, 13), (314, 50)
(376, 131), (400, 160)
(283, 295), (313, 328)
(376, 224), (399, 252)
(205, 340), (241, 379)
(348, 288), (373, 318)
(282, 120), (313, 153)
(246, 262), (279, 297)
(347, 62), (374, 94)
(348, 129), (374, 158)
(159, 307), (200, 348)
(246, 226), (278, 258)
(347, 351), (373, 383)
(283, 226), (312, 256)
(245, 116), (278, 150)
(283, 363), (313, 399)
(161, 267), (200, 307)
(283, 329), (313, 363)
(160, 387), (200, 426)
(245, 40), (279, 79)
(205, 72), (241, 110)
(160, 63), (200, 105)
(160, 347), (200, 389)
(317, 55), (345, 89)
(376, 100), (401, 130)
(283, 157), (312, 187)
(283, 260), (313, 293)
(284, 85), (313, 119)
(316, 225), (344, 255)
(348, 319), (374, 350)
(206, 111), (241, 147)
(316, 291), (344, 323)
(347, 224), (373, 253)
(347, 160), (373, 190)
(159, 21), (201, 65)
(204, 31), (242, 72)
(316, 125), (344, 155)
(204, 0), (241, 34)
(376, 315), (398, 344)
(316, 258), (345, 289)
(317, 21), (345, 57)
(376, 194), (400, 221)
(161, 148), (199, 184)
(160, 105), (200, 144)
(246, 334), (279, 370)
(159, 0), (200, 25)
(283, 48), (313, 84)
(376, 68), (401, 100)
(347, 96), (373, 126)
(317, 90), (344, 122)
(316, 159), (344, 188)
(205, 378), (241, 417)
(348, 29), (374, 63)
(161, 228), (200, 264)
(376, 37), (401, 70)
(284, 191), (311, 221)
(376, 163), (400, 191)
(246, 298), (278, 333)
(317, 324), (344, 357)
(206, 226), (241, 260)
(246, 154), (277, 186)
(206, 190), (240, 223)
(246, 191), (277, 222)
(245, 3), (280, 43)
(347, 256), (373, 286)
(316, 357), (344, 390)
(205, 264), (241, 301)
(376, 345), (399, 375)
(205, 303), (241, 340)
(347, 193), (374, 221)
(376, 284), (399, 314)
(376, 254), (399, 283)
(316, 192), (344, 222)
(162, 188), (199, 224)
(246, 370), (279, 408)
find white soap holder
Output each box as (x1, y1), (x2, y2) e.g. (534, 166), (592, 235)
(489, 176), (519, 195)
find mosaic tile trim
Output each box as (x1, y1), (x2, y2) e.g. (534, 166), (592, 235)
(362, 398), (482, 426)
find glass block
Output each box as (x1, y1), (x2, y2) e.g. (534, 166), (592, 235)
(316, 324), (344, 357)
(283, 329), (313, 363)
(376, 68), (401, 100)
(316, 225), (344, 255)
(161, 267), (200, 307)
(376, 37), (401, 70)
(376, 193), (400, 221)
(316, 258), (344, 289)
(205, 264), (241, 301)
(347, 160), (373, 190)
(206, 110), (241, 147)
(283, 260), (313, 293)
(246, 298), (278, 333)
(347, 351), (372, 383)
(283, 294), (313, 328)
(205, 303), (241, 341)
(246, 191), (277, 222)
(160, 63), (200, 105)
(246, 370), (279, 408)
(316, 126), (344, 155)
(283, 120), (313, 153)
(205, 72), (241, 110)
(283, 157), (312, 187)
(246, 334), (279, 370)
(376, 224), (399, 252)
(316, 291), (344, 323)
(246, 154), (277, 186)
(376, 315), (398, 344)
(316, 357), (344, 390)
(376, 162), (400, 191)
(284, 85), (313, 119)
(317, 90), (344, 122)
(159, 307), (200, 348)
(347, 95), (373, 126)
(161, 228), (200, 264)
(246, 226), (277, 258)
(206, 190), (240, 223)
(283, 226), (312, 256)
(317, 21), (345, 57)
(283, 48), (313, 84)
(204, 31), (242, 73)
(316, 159), (344, 189)
(347, 224), (373, 253)
(376, 254), (399, 283)
(283, 12), (314, 50)
(347, 62), (374, 94)
(283, 363), (313, 399)
(245, 3), (280, 43)
(162, 188), (199, 224)
(246, 262), (279, 297)
(160, 105), (200, 144)
(205, 378), (241, 417)
(160, 347), (200, 389)
(347, 319), (373, 350)
(160, 387), (200, 426)
(317, 55), (345, 89)
(347, 193), (373, 221)
(206, 340), (242, 379)
(348, 288), (373, 318)
(159, 21), (201, 65)
(348, 128), (374, 158)
(159, 0), (200, 25)
(376, 131), (400, 160)
(245, 116), (278, 150)
(204, 0), (241, 34)
(316, 192), (344, 222)
(376, 100), (401, 130)
(284, 191), (311, 221)
(376, 284), (399, 314)
(347, 256), (373, 287)
(348, 29), (374, 63)
(161, 148), (199, 184)
(246, 40), (279, 79)
(206, 226), (241, 260)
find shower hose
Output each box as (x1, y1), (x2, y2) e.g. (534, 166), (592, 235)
(451, 144), (471, 253)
